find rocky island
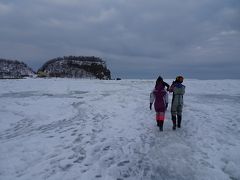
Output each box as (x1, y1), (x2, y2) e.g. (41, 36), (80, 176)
(38, 56), (111, 80)
(0, 58), (35, 79)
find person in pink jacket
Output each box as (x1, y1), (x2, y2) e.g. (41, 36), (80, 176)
(150, 76), (169, 131)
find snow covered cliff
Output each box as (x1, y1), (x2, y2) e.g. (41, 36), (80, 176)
(38, 56), (111, 80)
(0, 59), (35, 79)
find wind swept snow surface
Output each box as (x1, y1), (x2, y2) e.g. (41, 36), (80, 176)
(0, 79), (240, 180)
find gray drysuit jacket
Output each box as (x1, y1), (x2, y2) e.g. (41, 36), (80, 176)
(170, 82), (185, 116)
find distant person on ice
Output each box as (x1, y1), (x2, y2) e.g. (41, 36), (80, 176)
(150, 76), (169, 131)
(169, 76), (185, 130)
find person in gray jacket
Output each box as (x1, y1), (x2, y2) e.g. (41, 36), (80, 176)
(169, 76), (185, 130)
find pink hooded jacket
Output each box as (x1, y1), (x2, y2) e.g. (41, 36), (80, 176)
(150, 84), (168, 112)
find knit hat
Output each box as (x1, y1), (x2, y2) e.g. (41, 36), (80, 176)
(157, 76), (163, 82)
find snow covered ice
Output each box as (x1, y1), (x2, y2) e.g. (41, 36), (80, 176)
(0, 78), (240, 180)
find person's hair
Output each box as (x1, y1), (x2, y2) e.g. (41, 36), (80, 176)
(155, 76), (163, 88)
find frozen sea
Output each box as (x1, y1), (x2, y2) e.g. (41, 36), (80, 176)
(0, 78), (240, 180)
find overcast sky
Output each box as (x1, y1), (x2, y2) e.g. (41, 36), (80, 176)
(0, 0), (239, 79)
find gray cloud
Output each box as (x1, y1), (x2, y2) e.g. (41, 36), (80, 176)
(0, 0), (239, 79)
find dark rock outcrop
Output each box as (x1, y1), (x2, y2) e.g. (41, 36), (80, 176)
(38, 56), (111, 79)
(0, 59), (35, 79)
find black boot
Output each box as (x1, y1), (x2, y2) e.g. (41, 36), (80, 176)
(172, 115), (176, 130)
(157, 121), (160, 127)
(177, 115), (182, 128)
(159, 121), (164, 131)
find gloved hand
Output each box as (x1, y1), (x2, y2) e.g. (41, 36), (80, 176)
(150, 103), (152, 110)
(169, 81), (175, 92)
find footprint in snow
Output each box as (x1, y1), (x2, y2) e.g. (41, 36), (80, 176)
(103, 146), (111, 151)
(71, 129), (78, 136)
(117, 160), (130, 167)
(102, 157), (115, 167)
(95, 175), (102, 178)
(73, 156), (85, 163)
(100, 138), (106, 142)
(59, 164), (73, 171)
(46, 135), (54, 138)
(73, 134), (84, 143)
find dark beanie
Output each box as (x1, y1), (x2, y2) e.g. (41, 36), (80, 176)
(157, 76), (163, 82)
